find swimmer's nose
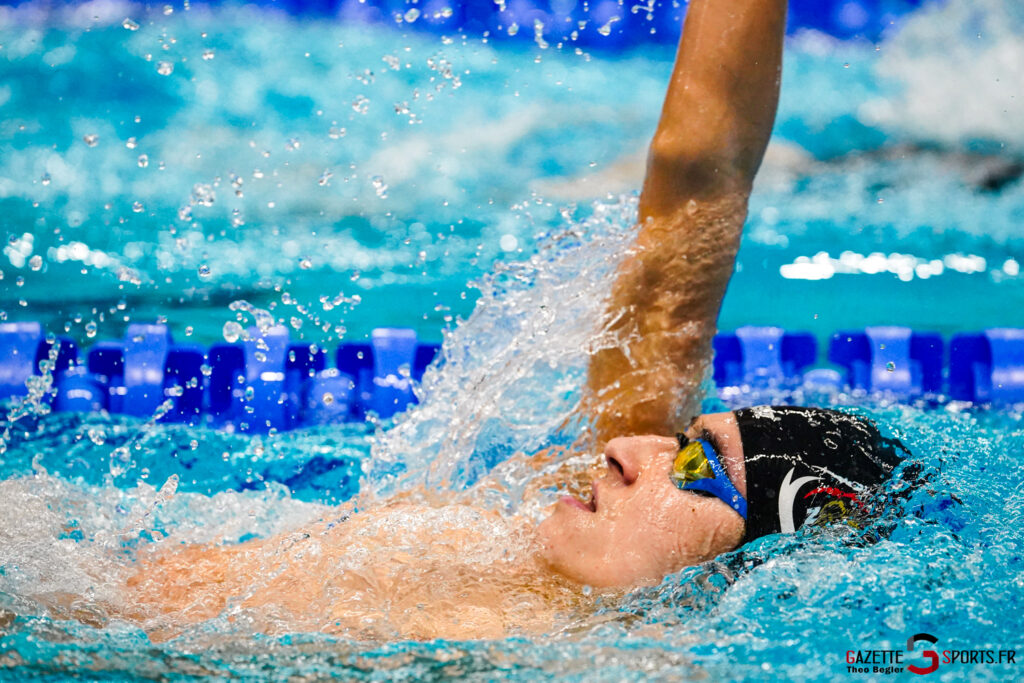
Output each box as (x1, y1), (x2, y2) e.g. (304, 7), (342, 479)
(604, 439), (639, 485)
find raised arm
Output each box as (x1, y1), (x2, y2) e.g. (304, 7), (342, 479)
(586, 0), (787, 442)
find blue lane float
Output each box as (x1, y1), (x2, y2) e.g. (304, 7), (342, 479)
(0, 322), (46, 400)
(829, 326), (943, 397)
(0, 321), (445, 432)
(4, 322), (1024, 430)
(713, 326), (816, 388)
(950, 328), (1024, 403)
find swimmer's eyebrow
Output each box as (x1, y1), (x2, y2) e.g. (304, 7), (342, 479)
(698, 428), (728, 462)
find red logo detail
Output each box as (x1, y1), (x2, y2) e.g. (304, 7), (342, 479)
(907, 634), (940, 675)
(803, 486), (867, 511)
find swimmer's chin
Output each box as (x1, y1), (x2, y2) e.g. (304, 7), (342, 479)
(533, 510), (649, 589)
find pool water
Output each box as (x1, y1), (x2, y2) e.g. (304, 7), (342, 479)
(2, 0), (1024, 680)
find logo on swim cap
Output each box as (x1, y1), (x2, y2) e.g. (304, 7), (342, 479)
(778, 467), (866, 533)
(777, 467), (820, 533)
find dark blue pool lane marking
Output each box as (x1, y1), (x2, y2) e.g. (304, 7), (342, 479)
(0, 321), (441, 433)
(3, 323), (1024, 432)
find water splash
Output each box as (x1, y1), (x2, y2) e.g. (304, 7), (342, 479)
(369, 197), (638, 505)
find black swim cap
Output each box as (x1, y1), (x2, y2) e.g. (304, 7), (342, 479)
(734, 406), (907, 544)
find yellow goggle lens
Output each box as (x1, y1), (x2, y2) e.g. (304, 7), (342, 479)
(671, 440), (715, 485)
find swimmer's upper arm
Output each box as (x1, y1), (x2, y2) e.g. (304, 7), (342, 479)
(586, 0), (786, 442)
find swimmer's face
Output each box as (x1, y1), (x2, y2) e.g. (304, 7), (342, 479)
(535, 412), (747, 588)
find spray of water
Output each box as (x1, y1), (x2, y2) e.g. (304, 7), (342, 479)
(368, 197), (639, 508)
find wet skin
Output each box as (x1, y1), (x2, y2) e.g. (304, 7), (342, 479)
(113, 413), (753, 640)
(535, 411), (749, 588)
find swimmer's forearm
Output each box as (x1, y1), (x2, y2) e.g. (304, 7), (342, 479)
(587, 194), (746, 440)
(639, 0), (787, 219)
(587, 1), (786, 441)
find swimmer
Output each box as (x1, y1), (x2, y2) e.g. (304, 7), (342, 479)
(115, 0), (908, 641)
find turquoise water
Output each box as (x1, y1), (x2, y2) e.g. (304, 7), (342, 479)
(2, 1), (1021, 344)
(2, 0), (1024, 680)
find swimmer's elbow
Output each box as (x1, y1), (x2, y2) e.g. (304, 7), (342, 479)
(644, 83), (764, 209)
(641, 140), (749, 218)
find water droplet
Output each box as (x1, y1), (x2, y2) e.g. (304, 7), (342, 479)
(230, 209), (244, 227)
(499, 234), (518, 252)
(190, 439), (199, 450)
(29, 255), (42, 271)
(202, 49), (215, 61)
(371, 175), (388, 198)
(244, 386), (255, 401)
(328, 126), (346, 139)
(290, 316), (302, 330)
(403, 8), (420, 22)
(137, 154), (149, 168)
(352, 95), (370, 114)
(191, 183), (215, 206)
(533, 19), (548, 49)
(197, 264), (212, 280)
(321, 392), (335, 405)
(157, 473), (178, 500)
(886, 361), (896, 372)
(318, 169), (333, 186)
(162, 5), (174, 15)
(83, 134), (99, 147)
(157, 61), (174, 76)
(85, 321), (98, 338)
(222, 320), (243, 343)
(184, 326), (194, 336)
(122, 18), (140, 31)
(299, 258), (313, 270)
(597, 17), (620, 36)
(40, 173), (51, 186)
(87, 428), (105, 445)
(132, 201), (144, 213)
(126, 137), (137, 149)
(507, 22), (519, 36)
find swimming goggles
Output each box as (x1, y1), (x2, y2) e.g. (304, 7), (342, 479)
(670, 434), (748, 519)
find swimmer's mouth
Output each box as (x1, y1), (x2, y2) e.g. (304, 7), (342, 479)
(560, 485), (597, 513)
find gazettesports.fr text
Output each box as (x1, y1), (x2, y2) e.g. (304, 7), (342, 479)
(846, 650), (1017, 665)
